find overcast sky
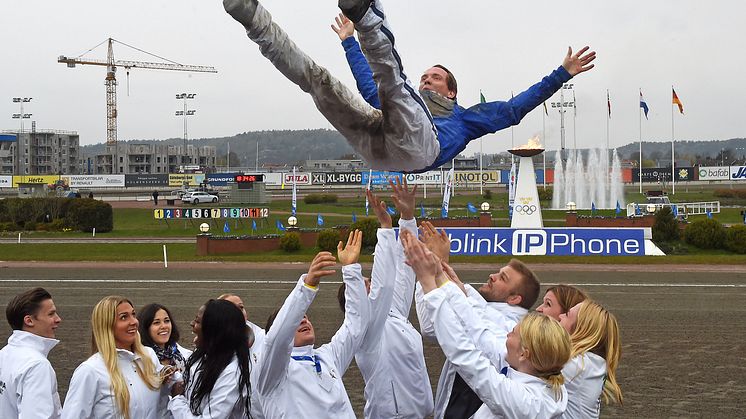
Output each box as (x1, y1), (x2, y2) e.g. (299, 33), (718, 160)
(2, 0), (743, 157)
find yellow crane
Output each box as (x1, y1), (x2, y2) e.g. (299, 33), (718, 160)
(58, 38), (217, 147)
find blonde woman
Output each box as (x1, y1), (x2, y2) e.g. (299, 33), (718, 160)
(403, 231), (572, 417)
(536, 284), (587, 320)
(559, 300), (623, 418)
(62, 296), (167, 419)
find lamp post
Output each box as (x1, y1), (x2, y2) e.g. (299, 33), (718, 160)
(550, 83), (574, 160)
(12, 97), (33, 133)
(287, 216), (298, 231)
(175, 93), (196, 171)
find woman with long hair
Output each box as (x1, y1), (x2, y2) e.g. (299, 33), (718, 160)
(168, 299), (252, 418)
(559, 300), (623, 418)
(536, 284), (587, 320)
(138, 303), (193, 370)
(62, 296), (166, 419)
(403, 231), (573, 417)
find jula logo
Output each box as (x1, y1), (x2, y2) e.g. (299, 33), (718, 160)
(733, 167), (746, 179)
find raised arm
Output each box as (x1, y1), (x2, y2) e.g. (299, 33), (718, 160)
(332, 13), (380, 109)
(256, 252), (336, 395)
(390, 178), (419, 317)
(326, 230), (370, 372)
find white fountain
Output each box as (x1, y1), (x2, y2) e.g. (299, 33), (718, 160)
(551, 148), (625, 209)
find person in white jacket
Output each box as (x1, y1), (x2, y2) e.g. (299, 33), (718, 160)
(256, 232), (369, 419)
(62, 296), (167, 419)
(336, 180), (433, 418)
(0, 287), (62, 419)
(415, 221), (541, 418)
(168, 299), (252, 418)
(402, 232), (572, 418)
(558, 300), (623, 418)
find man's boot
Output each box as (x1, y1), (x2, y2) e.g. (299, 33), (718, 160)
(338, 0), (372, 24)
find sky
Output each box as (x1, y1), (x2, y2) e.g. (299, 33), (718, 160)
(2, 0), (744, 158)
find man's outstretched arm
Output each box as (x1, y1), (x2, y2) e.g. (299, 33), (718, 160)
(332, 13), (380, 109)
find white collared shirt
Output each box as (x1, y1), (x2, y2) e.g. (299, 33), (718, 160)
(256, 270), (369, 419)
(356, 221), (433, 419)
(62, 347), (167, 419)
(425, 284), (567, 418)
(0, 330), (61, 419)
(562, 352), (607, 418)
(168, 355), (247, 418)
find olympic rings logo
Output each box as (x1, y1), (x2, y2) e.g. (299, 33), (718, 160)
(514, 205), (537, 215)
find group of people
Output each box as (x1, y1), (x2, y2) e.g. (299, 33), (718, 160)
(1, 178), (622, 418)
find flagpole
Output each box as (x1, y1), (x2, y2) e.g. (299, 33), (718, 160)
(639, 89), (643, 195)
(671, 85), (676, 195)
(572, 90), (577, 151)
(606, 90), (610, 151)
(479, 90), (484, 196)
(542, 108), (546, 190)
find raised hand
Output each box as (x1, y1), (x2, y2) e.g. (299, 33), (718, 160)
(440, 260), (466, 295)
(390, 177), (418, 220)
(368, 189), (392, 229)
(305, 251), (337, 287)
(401, 230), (443, 293)
(562, 46), (596, 76)
(331, 13), (355, 41)
(337, 229), (363, 266)
(419, 221), (451, 262)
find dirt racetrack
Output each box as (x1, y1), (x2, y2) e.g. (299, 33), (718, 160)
(1, 262), (744, 418)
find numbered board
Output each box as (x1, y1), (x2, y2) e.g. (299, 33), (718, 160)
(154, 208), (269, 219)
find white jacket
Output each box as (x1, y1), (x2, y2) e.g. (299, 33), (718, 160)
(356, 220), (433, 419)
(0, 330), (62, 419)
(62, 347), (167, 419)
(562, 352), (607, 418)
(425, 283), (567, 418)
(247, 320), (266, 419)
(416, 281), (527, 418)
(256, 270), (369, 419)
(168, 355), (247, 418)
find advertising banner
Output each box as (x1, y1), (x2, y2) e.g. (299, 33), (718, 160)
(283, 172), (312, 185)
(453, 170), (502, 185)
(206, 172), (241, 186)
(0, 176), (12, 188)
(697, 166), (730, 181)
(673, 167), (694, 181)
(404, 171), (443, 185)
(168, 174), (205, 187)
(731, 166), (746, 181)
(312, 172), (363, 185)
(65, 175), (125, 188)
(500, 169), (543, 185)
(124, 174), (169, 187)
(12, 175), (65, 187)
(631, 168), (673, 183)
(402, 227), (647, 256)
(263, 173), (283, 186)
(361, 171), (403, 185)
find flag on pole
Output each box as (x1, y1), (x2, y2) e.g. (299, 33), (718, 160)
(480, 90), (486, 104)
(317, 214), (324, 226)
(365, 169), (372, 216)
(442, 166), (454, 218)
(672, 87), (684, 114)
(706, 210), (713, 219)
(276, 219), (285, 231)
(615, 201), (621, 216)
(591, 202), (597, 215)
(508, 160), (516, 219)
(672, 205), (679, 218)
(252, 220), (257, 231)
(420, 202), (426, 218)
(291, 167), (297, 216)
(467, 202), (478, 213)
(573, 90), (577, 113)
(607, 90), (612, 119)
(223, 221), (230, 233)
(351, 212), (356, 223)
(639, 91), (649, 119)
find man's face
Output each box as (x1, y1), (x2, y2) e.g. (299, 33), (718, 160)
(25, 298), (61, 339)
(478, 265), (522, 305)
(419, 67), (455, 99)
(293, 315), (315, 347)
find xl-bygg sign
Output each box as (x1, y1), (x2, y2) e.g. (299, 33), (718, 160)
(420, 228), (647, 256)
(312, 172), (362, 185)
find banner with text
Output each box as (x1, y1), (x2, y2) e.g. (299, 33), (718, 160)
(206, 172), (241, 186)
(283, 172), (312, 186)
(124, 174), (169, 187)
(12, 175), (65, 187)
(312, 172), (362, 185)
(731, 166), (746, 181)
(0, 176), (12, 188)
(361, 171), (403, 185)
(64, 175), (125, 188)
(453, 170), (502, 185)
(168, 174), (206, 187)
(404, 171), (443, 185)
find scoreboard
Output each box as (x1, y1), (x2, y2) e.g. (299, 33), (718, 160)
(154, 207), (269, 219)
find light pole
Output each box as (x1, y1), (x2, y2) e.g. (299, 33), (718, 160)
(720, 148), (725, 166)
(175, 93), (196, 171)
(12, 97), (32, 133)
(550, 83), (574, 160)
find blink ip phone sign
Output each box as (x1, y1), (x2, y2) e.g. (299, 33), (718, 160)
(437, 228), (646, 256)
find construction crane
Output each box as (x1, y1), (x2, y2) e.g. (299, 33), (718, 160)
(58, 38), (217, 148)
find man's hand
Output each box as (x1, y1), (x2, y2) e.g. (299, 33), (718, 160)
(562, 46), (596, 77)
(401, 230), (444, 294)
(390, 177), (418, 220)
(305, 251), (337, 287)
(331, 13), (354, 42)
(368, 189), (392, 229)
(441, 261), (466, 295)
(337, 229), (363, 266)
(420, 221), (451, 262)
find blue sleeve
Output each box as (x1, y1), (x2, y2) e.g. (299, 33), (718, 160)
(341, 37), (381, 109)
(461, 66), (572, 141)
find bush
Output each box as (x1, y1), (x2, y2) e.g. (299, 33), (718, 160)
(317, 229), (341, 252)
(713, 189), (746, 199)
(482, 189), (493, 200)
(538, 187), (553, 202)
(0, 221), (17, 232)
(303, 194), (338, 204)
(23, 221), (37, 231)
(652, 206), (680, 243)
(684, 219), (726, 249)
(47, 218), (68, 231)
(279, 232), (301, 252)
(66, 199), (113, 233)
(725, 225), (746, 254)
(350, 218), (380, 249)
